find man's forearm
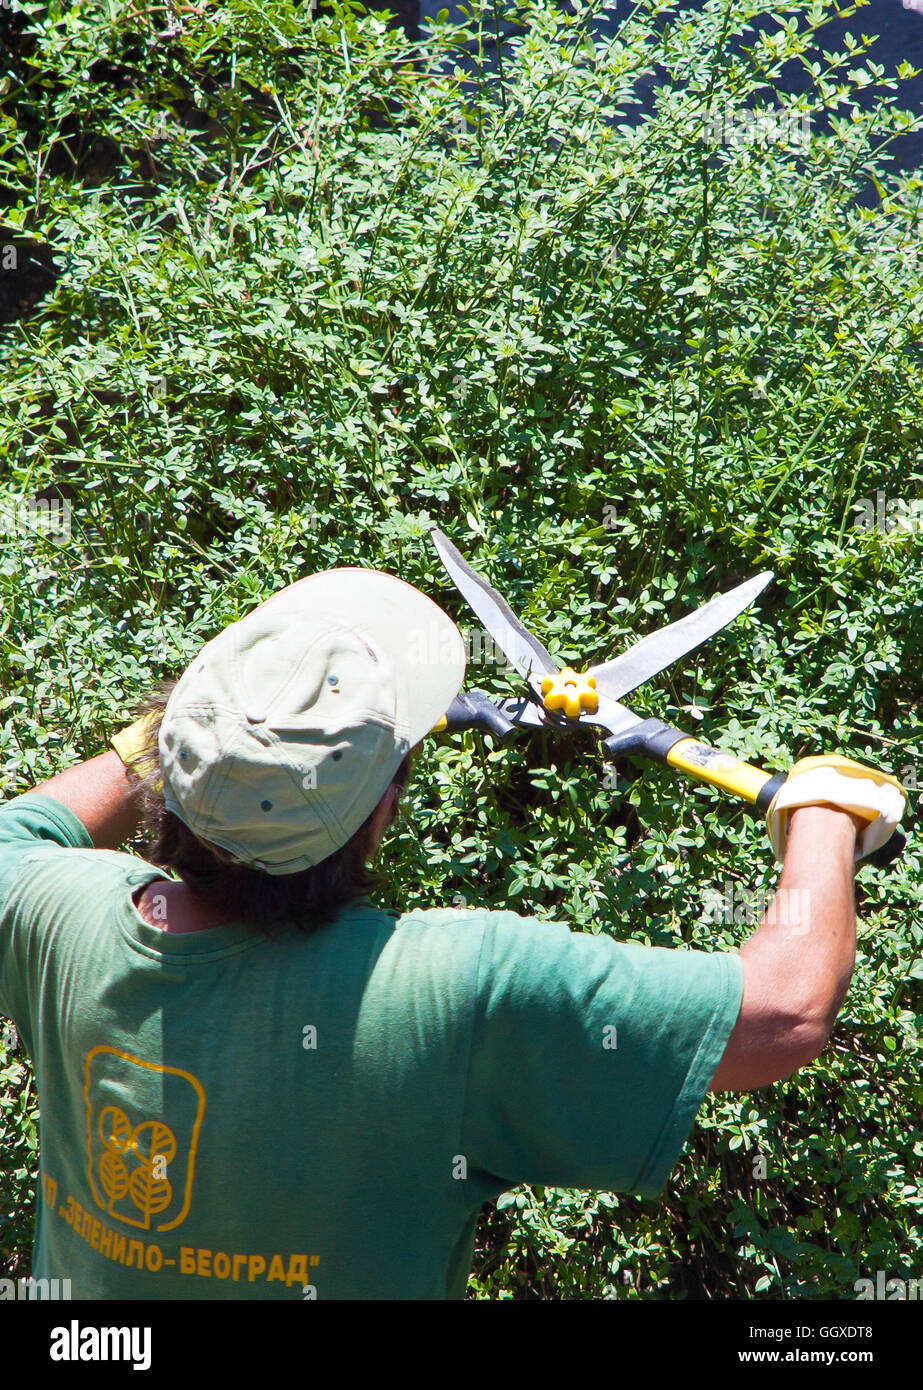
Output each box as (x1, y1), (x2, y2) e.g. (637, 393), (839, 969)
(31, 750), (143, 851)
(740, 803), (860, 1047)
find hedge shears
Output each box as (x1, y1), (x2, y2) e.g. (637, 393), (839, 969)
(428, 527), (794, 816)
(428, 529), (906, 864)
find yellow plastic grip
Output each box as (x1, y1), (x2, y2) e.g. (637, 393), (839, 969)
(665, 738), (776, 805)
(430, 713), (448, 733)
(540, 668), (599, 720)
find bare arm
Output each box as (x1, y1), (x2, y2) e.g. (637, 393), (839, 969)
(29, 750), (143, 851)
(709, 803), (863, 1091)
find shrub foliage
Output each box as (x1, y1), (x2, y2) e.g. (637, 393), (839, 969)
(1, 0), (921, 1297)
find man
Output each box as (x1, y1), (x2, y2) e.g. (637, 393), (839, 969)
(0, 566), (905, 1299)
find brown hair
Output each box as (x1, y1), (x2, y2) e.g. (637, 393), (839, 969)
(122, 678), (413, 937)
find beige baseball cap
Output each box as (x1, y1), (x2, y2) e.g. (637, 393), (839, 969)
(158, 567), (466, 872)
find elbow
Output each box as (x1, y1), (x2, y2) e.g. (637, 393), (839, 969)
(787, 1020), (831, 1070)
(766, 1001), (835, 1072)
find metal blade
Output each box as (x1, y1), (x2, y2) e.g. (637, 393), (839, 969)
(431, 529), (560, 688)
(586, 571), (773, 702)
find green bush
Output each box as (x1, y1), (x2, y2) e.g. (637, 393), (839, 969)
(1, 0), (921, 1297)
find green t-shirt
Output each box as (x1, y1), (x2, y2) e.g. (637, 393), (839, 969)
(0, 792), (742, 1300)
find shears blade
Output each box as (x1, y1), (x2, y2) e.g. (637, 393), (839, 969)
(587, 571), (773, 703)
(432, 527), (773, 739)
(431, 528), (559, 692)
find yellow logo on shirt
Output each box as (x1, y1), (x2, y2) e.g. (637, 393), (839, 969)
(83, 1046), (205, 1232)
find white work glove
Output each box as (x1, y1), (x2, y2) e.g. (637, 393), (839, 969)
(766, 754), (906, 863)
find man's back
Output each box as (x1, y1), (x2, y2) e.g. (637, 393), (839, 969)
(0, 793), (741, 1299)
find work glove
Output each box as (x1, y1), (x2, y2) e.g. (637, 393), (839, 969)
(766, 754), (906, 863)
(111, 711), (162, 790)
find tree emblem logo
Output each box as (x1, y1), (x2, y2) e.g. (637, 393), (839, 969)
(98, 1109), (178, 1228)
(84, 1046), (205, 1232)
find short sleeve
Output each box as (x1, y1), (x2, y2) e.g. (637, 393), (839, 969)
(460, 912), (743, 1197)
(0, 792), (93, 1023)
(0, 792), (92, 856)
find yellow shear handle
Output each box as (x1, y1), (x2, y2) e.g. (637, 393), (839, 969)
(664, 738), (783, 810)
(666, 741), (880, 827)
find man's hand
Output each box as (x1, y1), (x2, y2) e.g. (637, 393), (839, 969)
(766, 753), (906, 862)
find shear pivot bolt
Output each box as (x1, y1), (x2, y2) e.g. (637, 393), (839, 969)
(540, 668), (599, 719)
